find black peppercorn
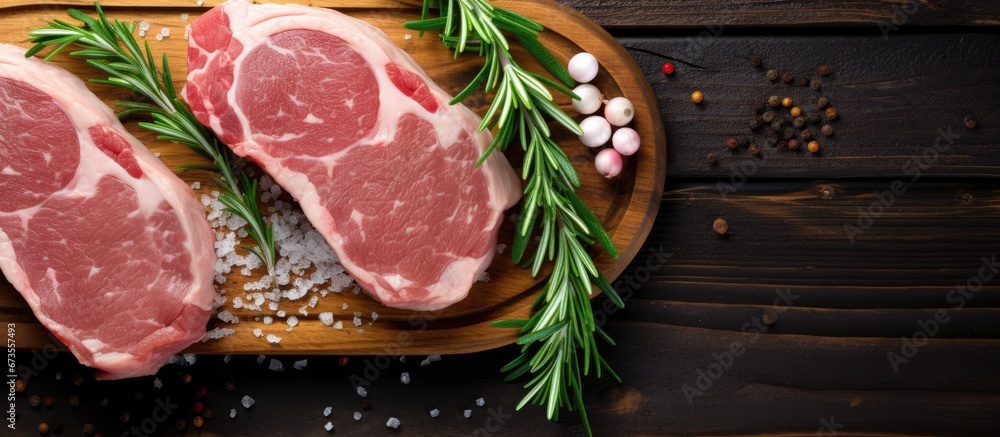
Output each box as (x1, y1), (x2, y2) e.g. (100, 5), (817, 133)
(766, 69), (778, 81)
(821, 124), (834, 136)
(750, 55), (763, 67)
(749, 117), (762, 130)
(796, 76), (809, 86)
(706, 152), (718, 165)
(71, 375), (83, 386)
(777, 140), (788, 150)
(810, 78), (822, 91)
(175, 419), (187, 431)
(768, 95), (780, 107)
(713, 218), (729, 235)
(765, 132), (778, 145)
(817, 96), (829, 108)
(781, 71), (794, 84)
(82, 423), (95, 436)
(224, 381), (236, 392)
(29, 395), (41, 409)
(808, 111), (821, 124)
(770, 120), (782, 132)
(754, 100), (765, 112)
(748, 143), (760, 155)
(134, 391), (144, 401)
(49, 421), (62, 434)
(819, 64), (831, 76)
(801, 129), (813, 140)
(793, 117), (806, 128)
(68, 394), (80, 408)
(788, 139), (801, 150)
(762, 312), (777, 325)
(42, 395), (54, 408)
(120, 411), (130, 423)
(726, 137), (738, 150)
(965, 115), (977, 129)
(825, 107), (839, 120)
(783, 127), (795, 139)
(762, 111), (775, 123)
(99, 397), (109, 408)
(738, 136), (749, 147)
(203, 408), (214, 419)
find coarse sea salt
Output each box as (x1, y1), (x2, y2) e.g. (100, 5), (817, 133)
(386, 417), (400, 429)
(183, 354), (197, 365)
(201, 327), (236, 342)
(153, 378), (162, 389)
(464, 409), (472, 418)
(253, 328), (262, 338)
(257, 355), (266, 364)
(476, 397), (485, 407)
(266, 334), (282, 344)
(324, 422), (334, 431)
(230, 408), (237, 418)
(319, 312), (334, 326)
(429, 409), (440, 418)
(293, 359), (308, 370)
(356, 386), (367, 397)
(400, 372), (410, 384)
(217, 310), (239, 324)
(269, 359), (284, 371)
(323, 406), (332, 417)
(353, 411), (362, 421)
(241, 395), (255, 409)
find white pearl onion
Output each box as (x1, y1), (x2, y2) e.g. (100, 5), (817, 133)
(612, 127), (641, 156)
(568, 53), (599, 83)
(595, 148), (623, 179)
(571, 84), (603, 115)
(578, 116), (612, 148)
(604, 97), (634, 126)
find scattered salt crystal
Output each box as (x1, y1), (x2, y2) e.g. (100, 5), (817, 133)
(319, 312), (334, 326)
(356, 386), (367, 397)
(353, 313), (362, 327)
(224, 354), (232, 364)
(263, 316), (274, 325)
(168, 355), (183, 365)
(153, 152), (161, 158)
(420, 355), (442, 366)
(266, 334), (282, 344)
(241, 395), (255, 409)
(277, 310), (286, 318)
(232, 297), (244, 309)
(323, 406), (332, 417)
(476, 397), (485, 407)
(353, 411), (362, 421)
(496, 244), (506, 254)
(399, 356), (407, 363)
(155, 34), (163, 42)
(201, 327), (236, 342)
(184, 24), (191, 40)
(217, 311), (239, 324)
(400, 372), (410, 384)
(371, 312), (378, 321)
(139, 21), (150, 31)
(429, 409), (440, 417)
(183, 354), (197, 365)
(181, 13), (189, 20)
(342, 303), (349, 310)
(357, 328), (364, 334)
(230, 408), (237, 418)
(196, 0), (204, 6)
(404, 34), (412, 40)
(386, 417), (400, 429)
(293, 359), (308, 370)
(477, 271), (490, 282)
(308, 295), (319, 308)
(287, 316), (299, 328)
(154, 378), (162, 389)
(298, 306), (309, 317)
(191, 181), (201, 190)
(161, 27), (170, 37)
(464, 409), (472, 418)
(324, 422), (334, 432)
(268, 359), (284, 371)
(257, 355), (266, 364)
(333, 321), (343, 329)
(253, 328), (262, 338)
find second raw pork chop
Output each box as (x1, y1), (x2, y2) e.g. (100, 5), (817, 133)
(184, 1), (521, 310)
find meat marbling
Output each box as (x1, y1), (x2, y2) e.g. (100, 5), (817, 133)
(184, 1), (522, 311)
(0, 45), (216, 379)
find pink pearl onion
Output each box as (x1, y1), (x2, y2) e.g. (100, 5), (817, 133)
(612, 128), (641, 156)
(595, 148), (623, 179)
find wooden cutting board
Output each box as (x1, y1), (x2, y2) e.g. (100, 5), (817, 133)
(0, 0), (665, 355)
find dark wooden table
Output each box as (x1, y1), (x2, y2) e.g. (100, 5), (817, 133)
(10, 1), (1000, 436)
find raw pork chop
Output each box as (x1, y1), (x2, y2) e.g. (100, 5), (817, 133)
(184, 1), (521, 311)
(0, 45), (216, 379)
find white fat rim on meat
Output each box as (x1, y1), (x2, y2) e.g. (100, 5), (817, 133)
(0, 44), (216, 372)
(188, 1), (522, 310)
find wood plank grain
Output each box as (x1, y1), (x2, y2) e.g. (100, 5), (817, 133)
(557, 0), (1000, 27)
(0, 0), (666, 353)
(623, 33), (1000, 178)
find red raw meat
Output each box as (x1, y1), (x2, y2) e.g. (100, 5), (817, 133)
(184, 1), (521, 310)
(0, 44), (216, 379)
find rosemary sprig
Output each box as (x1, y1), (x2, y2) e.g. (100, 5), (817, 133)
(26, 4), (276, 274)
(406, 2), (624, 435)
